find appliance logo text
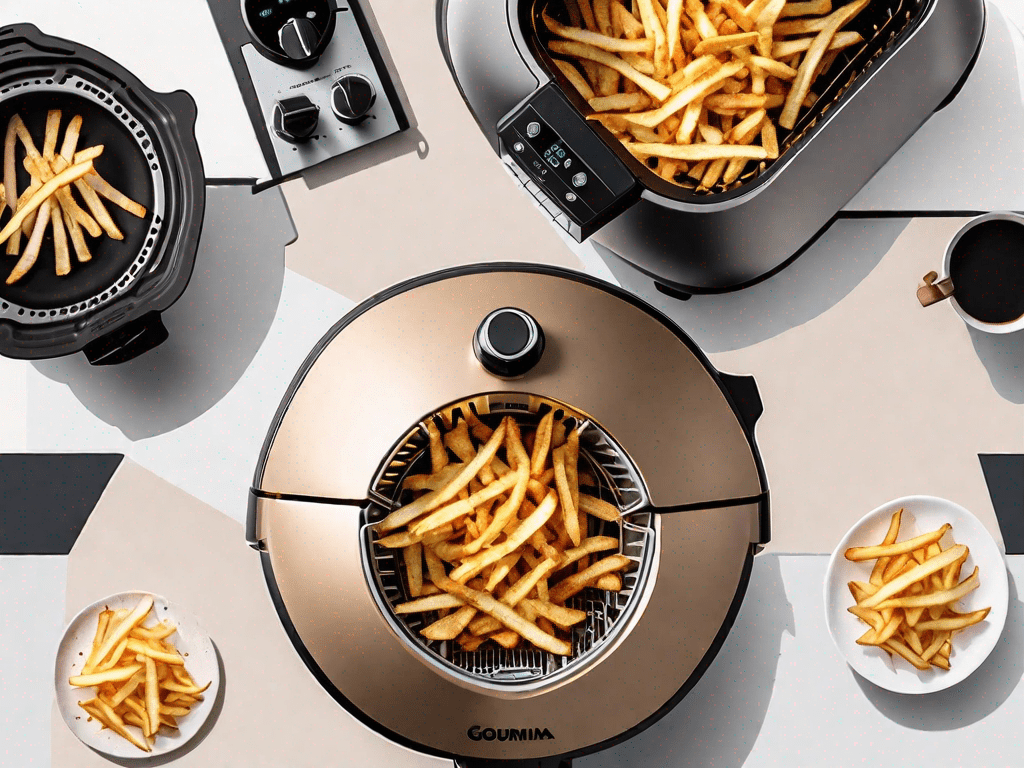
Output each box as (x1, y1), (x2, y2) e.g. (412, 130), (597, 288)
(467, 725), (555, 742)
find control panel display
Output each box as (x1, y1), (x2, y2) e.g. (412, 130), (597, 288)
(243, 0), (332, 56)
(498, 85), (639, 241)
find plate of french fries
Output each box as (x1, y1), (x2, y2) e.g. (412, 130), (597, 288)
(541, 0), (871, 191)
(824, 496), (1008, 694)
(54, 592), (219, 757)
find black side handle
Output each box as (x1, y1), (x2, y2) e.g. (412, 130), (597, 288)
(456, 759), (571, 768)
(83, 311), (168, 366)
(718, 372), (763, 436)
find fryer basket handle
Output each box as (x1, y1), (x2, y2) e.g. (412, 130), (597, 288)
(718, 372), (763, 436)
(83, 310), (169, 366)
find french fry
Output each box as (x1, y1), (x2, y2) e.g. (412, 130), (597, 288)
(549, 41), (672, 101)
(0, 159), (93, 247)
(845, 523), (951, 561)
(779, 0), (869, 129)
(549, 554), (631, 603)
(915, 608), (991, 632)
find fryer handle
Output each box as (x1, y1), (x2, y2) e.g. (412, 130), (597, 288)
(455, 760), (572, 768)
(83, 310), (169, 366)
(718, 372), (763, 436)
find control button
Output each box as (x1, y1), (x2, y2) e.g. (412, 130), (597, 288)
(474, 308), (545, 379)
(565, 192), (577, 202)
(572, 172), (588, 188)
(331, 74), (376, 124)
(564, 158), (573, 169)
(513, 141), (525, 153)
(279, 17), (320, 61)
(526, 121), (541, 138)
(554, 214), (571, 231)
(273, 95), (320, 143)
(525, 181), (541, 197)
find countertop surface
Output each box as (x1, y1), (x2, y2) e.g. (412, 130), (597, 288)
(1, 1), (1022, 766)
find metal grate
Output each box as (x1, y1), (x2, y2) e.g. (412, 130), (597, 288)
(360, 393), (658, 692)
(530, 0), (925, 196)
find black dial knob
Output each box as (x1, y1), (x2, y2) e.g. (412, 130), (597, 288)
(279, 17), (320, 61)
(474, 308), (545, 379)
(331, 74), (376, 124)
(273, 95), (319, 143)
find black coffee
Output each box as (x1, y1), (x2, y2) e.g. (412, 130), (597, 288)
(949, 220), (1024, 324)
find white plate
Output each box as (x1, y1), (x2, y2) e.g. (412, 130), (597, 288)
(54, 592), (220, 758)
(824, 496), (1008, 694)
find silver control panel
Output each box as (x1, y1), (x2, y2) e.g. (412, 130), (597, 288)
(241, 9), (403, 181)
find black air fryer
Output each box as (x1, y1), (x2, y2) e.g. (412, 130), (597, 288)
(0, 25), (205, 364)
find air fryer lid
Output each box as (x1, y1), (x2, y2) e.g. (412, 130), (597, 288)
(0, 24), (205, 362)
(255, 266), (766, 509)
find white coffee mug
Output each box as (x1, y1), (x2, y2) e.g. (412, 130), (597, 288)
(917, 211), (1024, 334)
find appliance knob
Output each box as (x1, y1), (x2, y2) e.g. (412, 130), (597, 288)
(331, 74), (377, 124)
(278, 17), (321, 61)
(474, 308), (545, 379)
(273, 95), (320, 143)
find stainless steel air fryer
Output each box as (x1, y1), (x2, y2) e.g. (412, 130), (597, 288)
(437, 0), (984, 293)
(248, 264), (770, 767)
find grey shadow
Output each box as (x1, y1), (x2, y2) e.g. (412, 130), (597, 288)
(968, 325), (1024, 404)
(854, 569), (1024, 730)
(578, 555), (794, 768)
(598, 217), (910, 353)
(301, 126), (429, 190)
(32, 185), (296, 440)
(92, 641), (226, 767)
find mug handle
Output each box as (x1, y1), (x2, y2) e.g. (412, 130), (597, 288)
(917, 271), (955, 307)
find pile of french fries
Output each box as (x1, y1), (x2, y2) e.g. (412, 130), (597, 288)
(1, 110), (147, 286)
(374, 411), (629, 656)
(69, 595), (209, 753)
(543, 0), (869, 189)
(845, 509), (990, 671)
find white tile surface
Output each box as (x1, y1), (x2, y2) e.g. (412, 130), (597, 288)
(0, 557), (67, 768)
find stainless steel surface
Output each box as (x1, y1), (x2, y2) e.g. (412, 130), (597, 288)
(0, 76), (167, 325)
(439, 0), (986, 291)
(256, 269), (764, 507)
(241, 9), (402, 179)
(363, 393), (657, 694)
(257, 494), (758, 759)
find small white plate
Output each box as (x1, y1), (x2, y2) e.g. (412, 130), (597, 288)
(54, 592), (220, 758)
(824, 496), (1008, 694)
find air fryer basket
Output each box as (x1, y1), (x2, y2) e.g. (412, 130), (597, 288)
(0, 24), (205, 363)
(362, 392), (659, 693)
(525, 0), (930, 200)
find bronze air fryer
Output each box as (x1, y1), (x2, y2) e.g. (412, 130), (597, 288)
(248, 264), (770, 766)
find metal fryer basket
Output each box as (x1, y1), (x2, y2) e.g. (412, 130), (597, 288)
(528, 0), (928, 197)
(360, 392), (659, 692)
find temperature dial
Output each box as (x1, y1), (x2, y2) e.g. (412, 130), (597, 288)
(331, 74), (376, 124)
(273, 95), (319, 142)
(242, 0), (336, 68)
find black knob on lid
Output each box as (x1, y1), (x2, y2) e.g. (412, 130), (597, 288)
(279, 17), (320, 60)
(474, 308), (545, 378)
(273, 95), (319, 142)
(331, 74), (376, 123)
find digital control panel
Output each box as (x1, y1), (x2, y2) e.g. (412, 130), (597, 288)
(498, 85), (638, 241)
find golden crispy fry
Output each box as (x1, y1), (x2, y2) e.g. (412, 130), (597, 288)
(858, 545), (966, 609)
(692, 31), (759, 56)
(0, 159), (93, 246)
(845, 523), (951, 561)
(915, 608), (991, 632)
(549, 554), (631, 603)
(544, 12), (655, 52)
(779, 0), (869, 129)
(549, 41), (672, 101)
